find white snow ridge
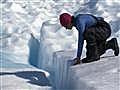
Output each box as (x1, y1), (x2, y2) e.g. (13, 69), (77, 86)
(1, 0), (120, 90)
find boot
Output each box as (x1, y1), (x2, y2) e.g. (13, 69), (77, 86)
(106, 38), (119, 56)
(82, 57), (100, 63)
(82, 43), (100, 63)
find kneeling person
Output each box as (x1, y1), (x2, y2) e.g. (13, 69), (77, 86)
(59, 13), (119, 65)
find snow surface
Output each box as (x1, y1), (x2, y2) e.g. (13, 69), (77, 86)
(69, 52), (120, 90)
(1, 0), (120, 90)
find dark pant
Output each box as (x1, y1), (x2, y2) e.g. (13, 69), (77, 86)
(83, 20), (111, 62)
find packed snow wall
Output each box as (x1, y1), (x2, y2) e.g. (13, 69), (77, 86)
(37, 20), (77, 69)
(1, 0), (120, 89)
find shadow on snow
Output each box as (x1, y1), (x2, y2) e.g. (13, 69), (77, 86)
(0, 71), (51, 86)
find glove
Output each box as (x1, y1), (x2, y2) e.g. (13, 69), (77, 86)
(73, 57), (81, 65)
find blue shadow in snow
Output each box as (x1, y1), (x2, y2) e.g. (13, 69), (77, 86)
(87, 0), (98, 9)
(0, 71), (51, 86)
(28, 34), (40, 68)
(0, 52), (32, 69)
(74, 0), (99, 15)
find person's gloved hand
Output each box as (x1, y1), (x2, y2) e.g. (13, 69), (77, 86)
(73, 57), (81, 65)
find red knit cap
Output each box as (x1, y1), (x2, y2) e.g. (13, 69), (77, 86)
(59, 13), (72, 27)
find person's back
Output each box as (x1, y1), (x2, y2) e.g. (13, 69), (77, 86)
(74, 14), (104, 31)
(73, 14), (102, 59)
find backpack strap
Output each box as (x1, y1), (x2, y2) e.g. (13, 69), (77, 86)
(91, 15), (98, 21)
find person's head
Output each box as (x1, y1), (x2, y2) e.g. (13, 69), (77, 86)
(59, 13), (73, 30)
